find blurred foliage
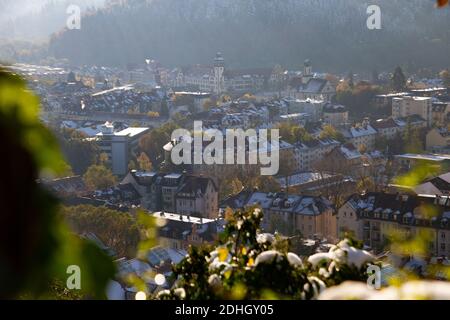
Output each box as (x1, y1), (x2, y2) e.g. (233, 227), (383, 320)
(83, 164), (117, 191)
(61, 205), (141, 258)
(156, 206), (373, 300)
(0, 69), (114, 299)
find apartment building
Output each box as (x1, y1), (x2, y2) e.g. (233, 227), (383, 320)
(95, 122), (150, 176)
(392, 96), (432, 127)
(122, 171), (219, 219)
(337, 192), (450, 257)
(222, 190), (337, 242)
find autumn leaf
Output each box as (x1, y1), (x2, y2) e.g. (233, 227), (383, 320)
(436, 0), (449, 7)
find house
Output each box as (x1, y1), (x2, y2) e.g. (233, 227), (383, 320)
(394, 153), (450, 172)
(432, 102), (450, 127)
(284, 98), (325, 122)
(426, 127), (450, 154)
(372, 118), (402, 140)
(341, 119), (377, 151)
(293, 138), (340, 171)
(322, 143), (364, 176)
(322, 103), (349, 127)
(151, 212), (223, 250)
(337, 192), (450, 256)
(221, 190), (337, 241)
(122, 171), (219, 219)
(392, 96), (432, 127)
(43, 176), (88, 197)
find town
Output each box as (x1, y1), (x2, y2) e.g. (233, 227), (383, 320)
(8, 51), (450, 299)
(2, 0), (450, 303)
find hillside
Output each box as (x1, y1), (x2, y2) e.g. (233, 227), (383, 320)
(42, 0), (450, 72)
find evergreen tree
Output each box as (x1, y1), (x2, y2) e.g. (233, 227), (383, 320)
(392, 66), (407, 91)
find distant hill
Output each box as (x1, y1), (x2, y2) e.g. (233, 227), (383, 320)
(41, 0), (450, 72)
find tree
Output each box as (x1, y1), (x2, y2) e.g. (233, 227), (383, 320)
(277, 151), (298, 195)
(139, 122), (180, 166)
(392, 66), (406, 91)
(220, 177), (244, 199)
(440, 69), (450, 88)
(137, 152), (153, 171)
(160, 99), (169, 117)
(128, 160), (137, 171)
(203, 98), (215, 111)
(54, 128), (99, 175)
(358, 144), (367, 154)
(153, 206), (374, 300)
(83, 164), (117, 190)
(320, 125), (345, 143)
(0, 69), (114, 299)
(62, 205), (141, 258)
(254, 176), (281, 193)
(98, 152), (109, 166)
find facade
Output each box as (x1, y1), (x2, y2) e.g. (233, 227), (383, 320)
(284, 98), (325, 122)
(293, 138), (340, 171)
(337, 192), (450, 257)
(426, 128), (450, 154)
(432, 102), (450, 127)
(341, 120), (377, 151)
(287, 60), (336, 102)
(221, 190), (337, 241)
(371, 118), (402, 140)
(151, 212), (221, 250)
(122, 171), (219, 219)
(322, 103), (349, 127)
(392, 96), (432, 127)
(95, 123), (150, 176)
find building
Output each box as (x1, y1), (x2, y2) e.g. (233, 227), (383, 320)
(151, 212), (222, 250)
(324, 143), (364, 172)
(284, 98), (325, 122)
(389, 172), (450, 197)
(392, 96), (432, 127)
(221, 190), (337, 241)
(374, 92), (410, 110)
(341, 119), (377, 151)
(322, 103), (349, 127)
(432, 102), (450, 127)
(181, 52), (282, 94)
(94, 123), (150, 176)
(293, 138), (340, 171)
(337, 192), (450, 257)
(122, 171), (219, 219)
(372, 118), (402, 140)
(394, 153), (450, 172)
(277, 171), (355, 196)
(426, 127), (450, 154)
(288, 60), (336, 101)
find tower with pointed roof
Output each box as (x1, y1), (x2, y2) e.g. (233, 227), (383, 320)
(302, 59), (313, 85)
(213, 52), (225, 94)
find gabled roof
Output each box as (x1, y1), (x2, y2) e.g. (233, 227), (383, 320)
(297, 78), (329, 94)
(372, 118), (399, 130)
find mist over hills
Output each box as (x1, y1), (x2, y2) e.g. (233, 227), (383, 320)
(3, 0), (450, 73)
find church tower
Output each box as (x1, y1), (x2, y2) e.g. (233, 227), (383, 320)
(302, 59), (313, 85)
(213, 52), (225, 94)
